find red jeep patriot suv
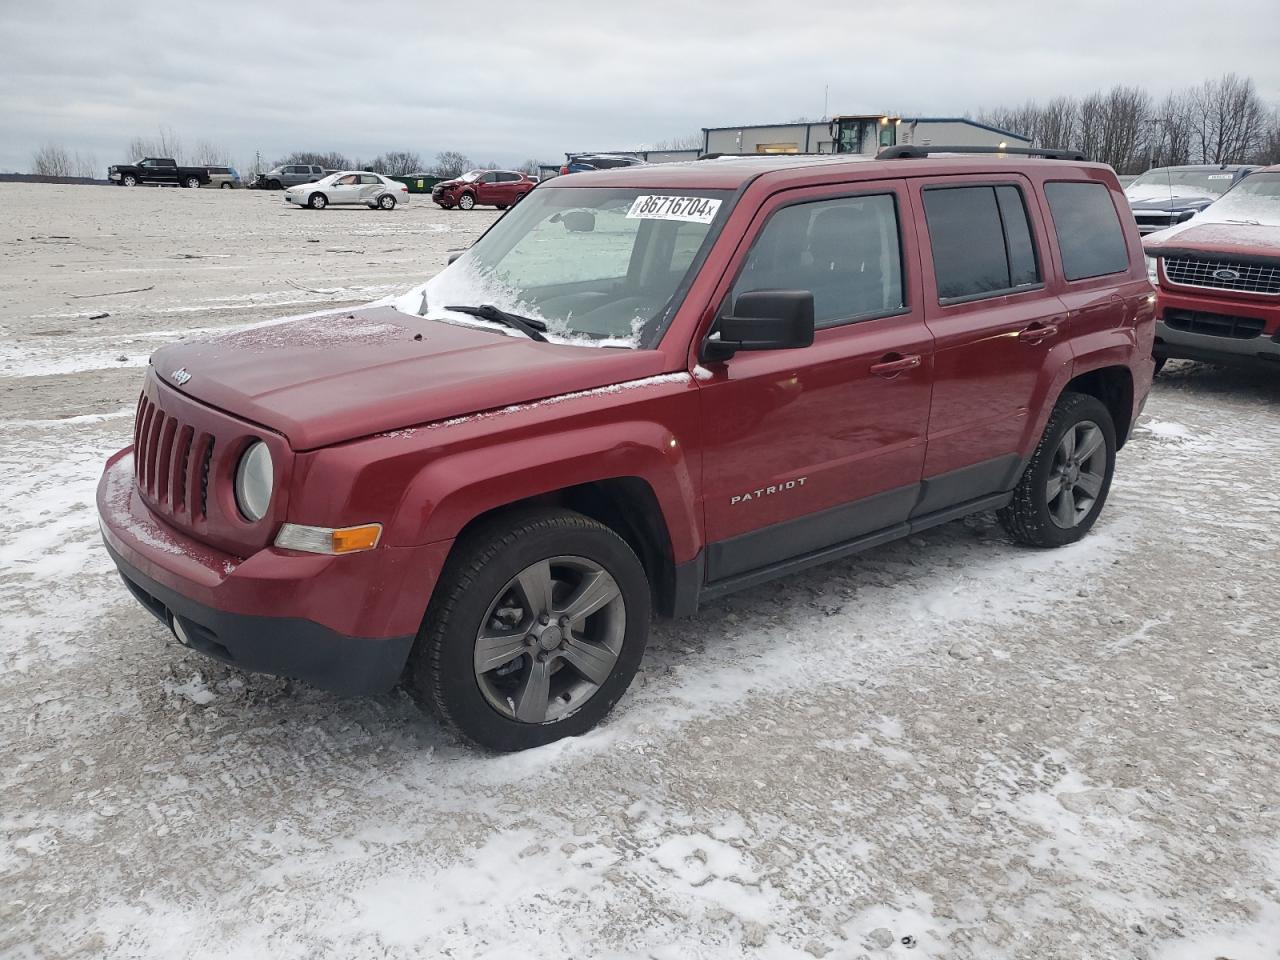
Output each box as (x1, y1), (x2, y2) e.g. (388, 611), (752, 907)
(98, 146), (1155, 751)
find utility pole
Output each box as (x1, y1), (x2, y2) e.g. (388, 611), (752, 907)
(823, 84), (829, 121)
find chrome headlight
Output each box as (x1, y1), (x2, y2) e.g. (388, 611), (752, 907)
(234, 441), (273, 522)
(1146, 255), (1159, 284)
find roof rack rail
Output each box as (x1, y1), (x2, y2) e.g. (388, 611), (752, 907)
(696, 151), (828, 161)
(875, 145), (1089, 161)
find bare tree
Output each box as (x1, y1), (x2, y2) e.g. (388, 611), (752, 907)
(1253, 110), (1280, 165)
(190, 140), (233, 166)
(516, 158), (544, 176)
(367, 151), (423, 176)
(648, 131), (704, 151)
(1038, 97), (1079, 150)
(30, 143), (74, 177)
(1190, 73), (1268, 164)
(128, 124), (184, 162)
(72, 150), (99, 178)
(432, 151), (472, 178)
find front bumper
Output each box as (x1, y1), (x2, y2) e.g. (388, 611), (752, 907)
(1154, 288), (1280, 369)
(97, 448), (452, 694)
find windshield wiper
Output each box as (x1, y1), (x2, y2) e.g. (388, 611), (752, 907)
(444, 303), (548, 342)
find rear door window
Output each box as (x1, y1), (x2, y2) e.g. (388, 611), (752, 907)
(730, 193), (905, 327)
(922, 184), (1042, 302)
(1044, 181), (1129, 281)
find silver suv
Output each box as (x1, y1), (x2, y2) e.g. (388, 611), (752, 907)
(205, 166), (242, 189)
(254, 164), (327, 190)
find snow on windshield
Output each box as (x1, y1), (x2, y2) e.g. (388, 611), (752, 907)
(1126, 170), (1235, 202)
(391, 260), (645, 350)
(1196, 175), (1280, 226)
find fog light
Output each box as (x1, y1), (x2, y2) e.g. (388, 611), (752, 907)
(275, 522), (382, 555)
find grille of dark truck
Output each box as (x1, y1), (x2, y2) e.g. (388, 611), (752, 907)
(133, 393), (216, 523)
(1162, 308), (1265, 340)
(1163, 256), (1280, 296)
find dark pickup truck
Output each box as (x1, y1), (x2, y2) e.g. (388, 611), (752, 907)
(108, 158), (211, 188)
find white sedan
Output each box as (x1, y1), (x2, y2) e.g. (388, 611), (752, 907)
(284, 172), (410, 210)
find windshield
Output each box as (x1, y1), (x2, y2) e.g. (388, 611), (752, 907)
(1127, 168), (1238, 199)
(393, 186), (731, 348)
(458, 170), (483, 182)
(1196, 173), (1280, 226)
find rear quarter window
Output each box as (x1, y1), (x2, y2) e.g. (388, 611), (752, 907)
(1044, 181), (1129, 281)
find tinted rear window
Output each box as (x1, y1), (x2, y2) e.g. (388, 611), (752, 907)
(1044, 181), (1129, 281)
(923, 184), (1041, 301)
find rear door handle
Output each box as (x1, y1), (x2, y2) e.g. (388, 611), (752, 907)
(1018, 322), (1059, 342)
(870, 353), (922, 377)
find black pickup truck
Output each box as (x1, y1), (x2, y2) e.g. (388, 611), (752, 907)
(108, 158), (211, 188)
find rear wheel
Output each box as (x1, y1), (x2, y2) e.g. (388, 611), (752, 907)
(999, 391), (1116, 548)
(458, 192), (475, 210)
(377, 194), (396, 210)
(307, 192), (327, 210)
(220, 182), (233, 190)
(1153, 356), (1167, 376)
(406, 508), (650, 751)
(184, 176), (201, 188)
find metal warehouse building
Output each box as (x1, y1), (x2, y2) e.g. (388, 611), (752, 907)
(701, 115), (1031, 156)
(565, 114), (1031, 171)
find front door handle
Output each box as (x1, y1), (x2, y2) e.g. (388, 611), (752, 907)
(1018, 322), (1059, 342)
(870, 353), (922, 377)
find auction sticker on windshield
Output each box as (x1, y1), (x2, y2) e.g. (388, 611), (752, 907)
(627, 195), (722, 224)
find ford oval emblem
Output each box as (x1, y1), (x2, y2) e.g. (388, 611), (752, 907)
(1213, 268), (1241, 281)
(171, 367), (191, 386)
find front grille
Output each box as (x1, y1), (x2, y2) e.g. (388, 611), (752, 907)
(133, 393), (216, 524)
(1163, 256), (1280, 295)
(1163, 308), (1265, 340)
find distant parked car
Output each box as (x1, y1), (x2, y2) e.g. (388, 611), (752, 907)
(559, 153), (646, 175)
(205, 166), (242, 189)
(108, 158), (212, 188)
(1125, 164), (1257, 235)
(1144, 165), (1280, 372)
(252, 164), (327, 190)
(431, 170), (536, 210)
(284, 171), (409, 210)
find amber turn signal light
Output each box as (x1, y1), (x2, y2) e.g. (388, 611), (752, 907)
(275, 522), (382, 555)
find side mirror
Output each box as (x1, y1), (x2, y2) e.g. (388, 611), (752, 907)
(447, 250), (466, 265)
(555, 210), (595, 232)
(702, 290), (815, 362)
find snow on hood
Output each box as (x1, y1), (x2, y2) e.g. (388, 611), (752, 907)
(1142, 191), (1280, 250)
(1126, 185), (1216, 204)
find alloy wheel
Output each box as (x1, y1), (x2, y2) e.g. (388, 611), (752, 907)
(1046, 420), (1106, 528)
(473, 555), (625, 724)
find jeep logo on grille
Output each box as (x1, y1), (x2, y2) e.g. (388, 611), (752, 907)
(170, 367), (191, 386)
(1212, 268), (1241, 281)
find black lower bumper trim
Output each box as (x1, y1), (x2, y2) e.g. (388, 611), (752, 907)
(105, 540), (415, 695)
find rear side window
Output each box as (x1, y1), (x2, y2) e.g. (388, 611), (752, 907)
(1044, 181), (1129, 281)
(731, 193), (904, 327)
(923, 184), (1041, 302)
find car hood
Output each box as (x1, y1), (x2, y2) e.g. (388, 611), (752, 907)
(149, 306), (666, 450)
(1144, 220), (1280, 261)
(1128, 195), (1216, 213)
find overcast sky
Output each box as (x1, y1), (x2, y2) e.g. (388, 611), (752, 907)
(2, 0), (1278, 174)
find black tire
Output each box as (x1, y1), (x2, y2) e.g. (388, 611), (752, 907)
(269, 179), (282, 191)
(1153, 356), (1167, 376)
(220, 182), (233, 190)
(307, 192), (327, 210)
(122, 174), (138, 187)
(496, 204), (508, 210)
(377, 194), (396, 210)
(184, 176), (201, 189)
(406, 508), (651, 752)
(458, 192), (475, 210)
(999, 391), (1116, 548)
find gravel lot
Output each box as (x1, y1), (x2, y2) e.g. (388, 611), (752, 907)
(2, 183), (1278, 960)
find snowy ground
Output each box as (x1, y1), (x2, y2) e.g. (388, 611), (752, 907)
(2, 183), (1279, 959)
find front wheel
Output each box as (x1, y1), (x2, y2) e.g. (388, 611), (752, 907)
(406, 508), (650, 751)
(377, 194), (396, 210)
(999, 391), (1116, 548)
(307, 192), (327, 210)
(220, 182), (233, 190)
(458, 192), (475, 210)
(269, 179), (282, 191)
(122, 174), (138, 187)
